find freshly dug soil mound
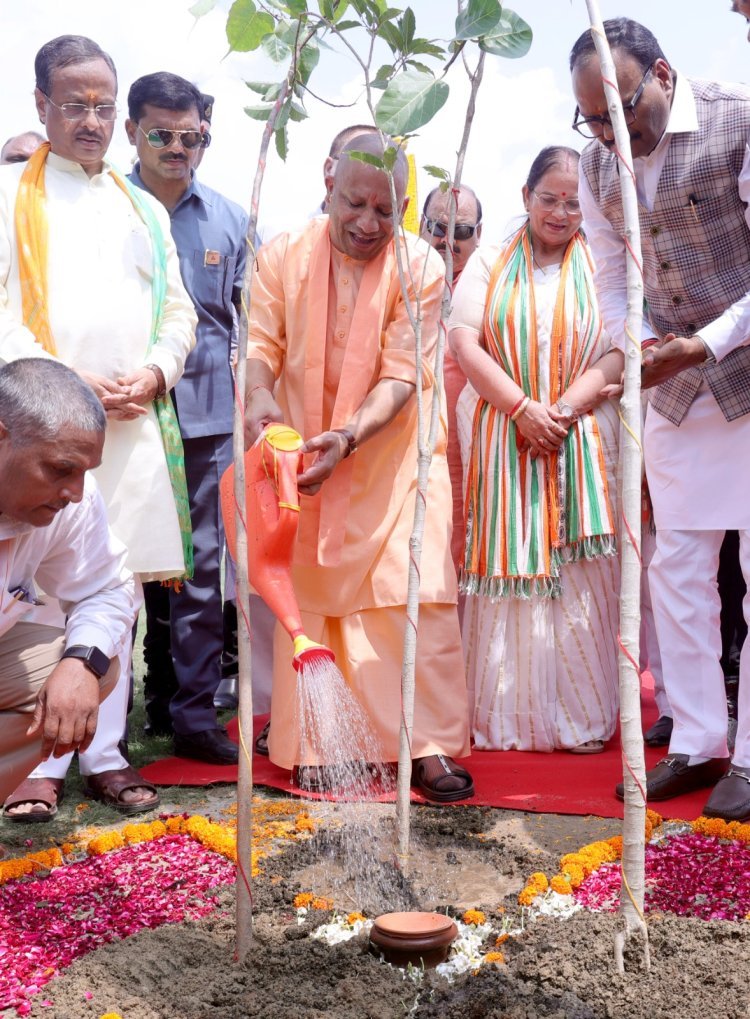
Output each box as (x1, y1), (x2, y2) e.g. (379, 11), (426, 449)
(22, 804), (750, 1019)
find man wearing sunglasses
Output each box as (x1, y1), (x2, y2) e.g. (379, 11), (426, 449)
(419, 184), (482, 582)
(126, 72), (248, 766)
(571, 18), (750, 823)
(0, 35), (196, 820)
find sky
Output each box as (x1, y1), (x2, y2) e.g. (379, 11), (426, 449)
(2, 0), (749, 241)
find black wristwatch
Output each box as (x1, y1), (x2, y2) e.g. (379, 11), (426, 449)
(61, 645), (111, 679)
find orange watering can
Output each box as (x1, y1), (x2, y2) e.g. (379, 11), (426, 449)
(220, 423), (335, 671)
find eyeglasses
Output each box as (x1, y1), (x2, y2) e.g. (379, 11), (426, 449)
(138, 125), (208, 150)
(530, 190), (581, 215)
(41, 93), (117, 122)
(572, 66), (653, 139)
(423, 216), (480, 241)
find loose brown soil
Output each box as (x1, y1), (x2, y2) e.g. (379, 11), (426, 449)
(14, 796), (750, 1019)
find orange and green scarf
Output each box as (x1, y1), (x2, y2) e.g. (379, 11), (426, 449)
(462, 223), (615, 600)
(15, 143), (193, 581)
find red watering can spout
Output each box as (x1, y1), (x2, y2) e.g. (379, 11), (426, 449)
(220, 424), (336, 668)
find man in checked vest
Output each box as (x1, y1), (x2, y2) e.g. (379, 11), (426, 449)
(570, 17), (750, 821)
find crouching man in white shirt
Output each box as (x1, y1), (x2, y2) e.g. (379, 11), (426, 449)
(0, 359), (135, 808)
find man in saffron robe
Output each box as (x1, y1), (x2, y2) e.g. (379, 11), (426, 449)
(244, 134), (473, 801)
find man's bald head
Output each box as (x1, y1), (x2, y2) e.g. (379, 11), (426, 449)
(420, 183), (482, 280)
(326, 133), (410, 262)
(336, 132), (408, 196)
(0, 131), (46, 164)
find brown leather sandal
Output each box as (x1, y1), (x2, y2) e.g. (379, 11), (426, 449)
(2, 777), (65, 824)
(255, 720), (270, 757)
(82, 766), (160, 816)
(411, 755), (475, 803)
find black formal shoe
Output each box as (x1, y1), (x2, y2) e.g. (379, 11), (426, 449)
(174, 727), (239, 765)
(703, 765), (750, 821)
(213, 676), (238, 712)
(644, 715), (673, 747)
(615, 754), (728, 802)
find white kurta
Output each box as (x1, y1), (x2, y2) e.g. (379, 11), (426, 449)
(0, 155), (196, 577)
(451, 247), (620, 751)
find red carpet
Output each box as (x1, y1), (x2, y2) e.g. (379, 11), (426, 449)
(139, 676), (712, 821)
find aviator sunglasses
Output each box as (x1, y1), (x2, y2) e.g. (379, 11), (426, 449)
(138, 125), (209, 150)
(423, 216), (480, 241)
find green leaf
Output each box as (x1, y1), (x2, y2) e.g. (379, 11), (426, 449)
(332, 0), (350, 22)
(282, 0), (306, 15)
(226, 0), (275, 51)
(405, 59), (432, 74)
(382, 145), (398, 171)
(244, 104), (273, 121)
(455, 0), (501, 41)
(375, 68), (449, 135)
(297, 38), (320, 84)
(424, 164), (450, 181)
(288, 99), (308, 121)
(349, 150), (385, 169)
(378, 20), (403, 52)
(189, 0), (217, 17)
(245, 80), (275, 95)
(372, 63), (395, 85)
(479, 9), (533, 59)
(275, 125), (288, 161)
(333, 19), (361, 30)
(262, 32), (292, 61)
(263, 83), (283, 100)
(401, 6), (415, 47)
(409, 38), (446, 58)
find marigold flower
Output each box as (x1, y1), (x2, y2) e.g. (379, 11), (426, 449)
(483, 951), (505, 964)
(550, 876), (572, 895)
(562, 863), (586, 888)
(518, 887), (537, 907)
(311, 896), (334, 911)
(495, 933), (509, 946)
(527, 871), (549, 891)
(462, 909), (486, 926)
(294, 892), (314, 909)
(346, 911), (366, 925)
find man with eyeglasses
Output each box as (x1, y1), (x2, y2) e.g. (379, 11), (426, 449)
(420, 184), (482, 580)
(126, 72), (248, 766)
(570, 17), (750, 823)
(0, 35), (196, 820)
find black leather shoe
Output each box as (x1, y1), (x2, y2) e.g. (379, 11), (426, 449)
(703, 765), (750, 821)
(644, 715), (673, 747)
(213, 676), (238, 711)
(174, 727), (239, 765)
(615, 754), (728, 801)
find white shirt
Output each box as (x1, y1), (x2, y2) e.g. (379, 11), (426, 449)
(0, 154), (197, 578)
(0, 474), (136, 657)
(579, 72), (750, 361)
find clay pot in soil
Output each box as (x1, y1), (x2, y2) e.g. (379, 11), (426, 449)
(369, 911), (457, 968)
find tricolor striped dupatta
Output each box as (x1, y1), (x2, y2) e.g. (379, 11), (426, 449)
(15, 143), (193, 581)
(461, 223), (615, 599)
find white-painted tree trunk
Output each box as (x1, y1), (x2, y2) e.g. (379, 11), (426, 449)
(396, 51), (486, 866)
(584, 0), (650, 972)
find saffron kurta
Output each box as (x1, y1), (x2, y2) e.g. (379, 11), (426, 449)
(0, 154), (196, 579)
(248, 216), (470, 768)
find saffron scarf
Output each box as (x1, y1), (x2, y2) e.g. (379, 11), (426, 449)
(461, 223), (615, 599)
(15, 143), (193, 581)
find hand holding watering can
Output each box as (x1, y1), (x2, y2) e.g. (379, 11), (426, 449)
(244, 385), (351, 497)
(220, 422), (335, 670)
